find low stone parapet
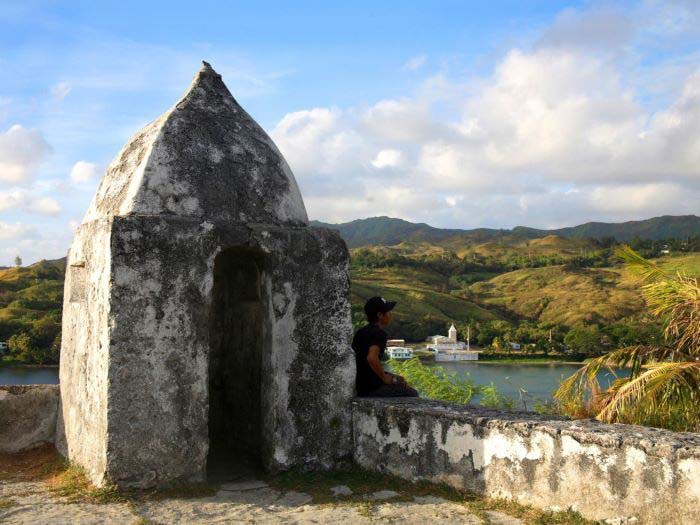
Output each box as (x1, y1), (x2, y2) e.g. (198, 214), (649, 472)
(352, 397), (700, 524)
(0, 385), (60, 453)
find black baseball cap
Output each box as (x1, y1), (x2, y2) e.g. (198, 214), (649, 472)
(364, 296), (397, 317)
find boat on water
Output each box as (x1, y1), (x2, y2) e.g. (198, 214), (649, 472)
(387, 346), (413, 360)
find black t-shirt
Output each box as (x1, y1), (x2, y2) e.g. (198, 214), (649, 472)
(351, 323), (387, 396)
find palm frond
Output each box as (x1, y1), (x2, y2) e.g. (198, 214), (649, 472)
(615, 245), (670, 282)
(558, 247), (700, 431)
(596, 362), (700, 427)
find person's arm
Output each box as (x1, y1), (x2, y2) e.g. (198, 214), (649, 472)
(367, 345), (393, 384)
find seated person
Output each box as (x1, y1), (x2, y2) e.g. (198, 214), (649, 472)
(352, 296), (418, 397)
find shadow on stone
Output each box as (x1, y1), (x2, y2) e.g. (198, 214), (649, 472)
(207, 247), (267, 482)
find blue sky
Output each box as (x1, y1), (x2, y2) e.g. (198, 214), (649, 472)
(0, 0), (699, 265)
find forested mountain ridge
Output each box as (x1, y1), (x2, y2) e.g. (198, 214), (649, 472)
(312, 214), (700, 248)
(2, 229), (700, 364)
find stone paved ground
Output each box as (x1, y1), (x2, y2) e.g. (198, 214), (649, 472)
(1, 446), (563, 525)
(1, 476), (526, 524)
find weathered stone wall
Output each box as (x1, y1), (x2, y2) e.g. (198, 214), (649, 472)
(60, 215), (354, 488)
(58, 219), (113, 485)
(352, 398), (700, 525)
(0, 385), (59, 453)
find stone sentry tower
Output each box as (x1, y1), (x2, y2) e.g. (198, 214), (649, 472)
(58, 62), (355, 488)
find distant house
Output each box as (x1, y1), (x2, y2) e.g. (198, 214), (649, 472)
(387, 339), (405, 347)
(427, 324), (479, 361)
(387, 347), (413, 360)
(509, 342), (521, 350)
(0, 341), (7, 356)
(427, 324), (459, 346)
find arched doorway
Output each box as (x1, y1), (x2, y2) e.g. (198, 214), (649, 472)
(207, 247), (266, 478)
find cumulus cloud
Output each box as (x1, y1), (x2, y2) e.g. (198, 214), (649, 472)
(272, 39), (700, 227)
(0, 125), (52, 183)
(537, 7), (635, 52)
(0, 222), (37, 241)
(0, 189), (62, 216)
(28, 197), (61, 216)
(372, 149), (403, 169)
(0, 225), (74, 267)
(69, 160), (98, 183)
(644, 0), (700, 38)
(402, 54), (427, 71)
(0, 190), (27, 213)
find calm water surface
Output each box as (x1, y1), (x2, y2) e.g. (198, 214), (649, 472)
(1, 362), (625, 405)
(0, 366), (59, 385)
(423, 361), (626, 406)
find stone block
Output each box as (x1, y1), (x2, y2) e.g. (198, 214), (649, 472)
(0, 385), (59, 453)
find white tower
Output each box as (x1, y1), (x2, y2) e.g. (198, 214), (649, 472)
(448, 323), (457, 343)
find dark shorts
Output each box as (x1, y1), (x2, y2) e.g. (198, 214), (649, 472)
(365, 383), (419, 398)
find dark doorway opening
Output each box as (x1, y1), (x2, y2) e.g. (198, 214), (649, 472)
(207, 247), (266, 480)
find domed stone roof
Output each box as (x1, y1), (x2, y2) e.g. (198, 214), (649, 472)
(83, 61), (308, 226)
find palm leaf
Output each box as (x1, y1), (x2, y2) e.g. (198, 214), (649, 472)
(557, 247), (700, 431)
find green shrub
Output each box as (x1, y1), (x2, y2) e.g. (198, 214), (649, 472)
(390, 358), (514, 409)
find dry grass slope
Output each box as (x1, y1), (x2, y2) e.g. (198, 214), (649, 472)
(469, 254), (700, 327)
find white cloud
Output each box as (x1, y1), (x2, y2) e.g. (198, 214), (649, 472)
(644, 0), (700, 38)
(0, 190), (27, 212)
(361, 98), (443, 143)
(403, 54), (427, 71)
(50, 81), (71, 100)
(272, 39), (700, 227)
(0, 222), (37, 241)
(372, 149), (403, 169)
(537, 7), (635, 52)
(28, 197), (61, 216)
(69, 160), (98, 183)
(0, 125), (52, 183)
(0, 189), (62, 216)
(0, 226), (73, 267)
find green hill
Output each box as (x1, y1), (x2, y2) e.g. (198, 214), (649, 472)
(313, 214), (700, 248)
(351, 263), (499, 341)
(468, 265), (644, 326)
(2, 248), (699, 360)
(310, 216), (488, 248)
(349, 245), (700, 343)
(0, 258), (65, 364)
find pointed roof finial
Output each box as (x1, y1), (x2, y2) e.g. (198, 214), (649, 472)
(83, 62), (308, 225)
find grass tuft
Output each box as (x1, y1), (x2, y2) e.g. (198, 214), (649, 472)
(473, 497), (596, 525)
(47, 464), (127, 504)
